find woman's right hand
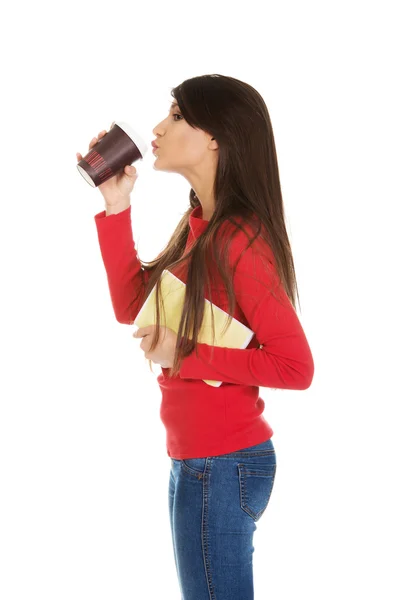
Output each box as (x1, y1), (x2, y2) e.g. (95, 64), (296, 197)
(76, 122), (139, 204)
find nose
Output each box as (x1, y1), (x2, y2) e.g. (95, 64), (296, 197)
(153, 123), (163, 137)
(152, 114), (169, 137)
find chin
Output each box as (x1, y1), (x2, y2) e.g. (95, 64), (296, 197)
(153, 161), (178, 174)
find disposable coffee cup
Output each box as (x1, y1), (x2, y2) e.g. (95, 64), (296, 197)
(76, 121), (148, 188)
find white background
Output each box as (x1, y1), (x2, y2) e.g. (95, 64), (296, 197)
(1, 1), (399, 598)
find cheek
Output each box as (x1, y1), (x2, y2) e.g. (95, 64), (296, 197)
(177, 130), (204, 159)
(179, 142), (204, 164)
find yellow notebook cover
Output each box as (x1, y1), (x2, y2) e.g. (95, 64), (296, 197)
(132, 269), (255, 387)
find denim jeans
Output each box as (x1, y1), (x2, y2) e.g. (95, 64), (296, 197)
(168, 438), (277, 600)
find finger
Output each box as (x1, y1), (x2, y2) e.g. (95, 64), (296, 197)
(98, 130), (107, 138)
(125, 165), (137, 176)
(89, 136), (98, 150)
(76, 152), (82, 161)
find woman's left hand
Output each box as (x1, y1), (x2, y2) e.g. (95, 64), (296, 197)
(133, 325), (178, 368)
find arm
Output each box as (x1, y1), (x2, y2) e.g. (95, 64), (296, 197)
(94, 205), (150, 324)
(179, 238), (314, 389)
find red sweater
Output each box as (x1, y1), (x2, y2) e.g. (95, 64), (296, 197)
(94, 204), (314, 459)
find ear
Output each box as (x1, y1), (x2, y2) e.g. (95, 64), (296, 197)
(210, 136), (218, 150)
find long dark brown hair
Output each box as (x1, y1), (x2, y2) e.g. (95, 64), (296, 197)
(128, 74), (301, 379)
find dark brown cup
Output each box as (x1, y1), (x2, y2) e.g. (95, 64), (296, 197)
(76, 121), (148, 188)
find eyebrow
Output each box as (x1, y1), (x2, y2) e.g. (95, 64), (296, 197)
(169, 102), (179, 111)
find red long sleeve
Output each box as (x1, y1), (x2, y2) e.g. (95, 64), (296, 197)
(94, 205), (149, 324)
(179, 226), (314, 388)
(179, 290), (314, 389)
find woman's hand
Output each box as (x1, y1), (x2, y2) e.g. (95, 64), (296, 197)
(76, 122), (139, 204)
(133, 325), (178, 368)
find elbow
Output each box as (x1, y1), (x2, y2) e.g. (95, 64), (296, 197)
(113, 303), (137, 325)
(302, 358), (315, 390)
(286, 356), (314, 390)
(115, 311), (133, 325)
(116, 317), (133, 325)
(301, 377), (313, 390)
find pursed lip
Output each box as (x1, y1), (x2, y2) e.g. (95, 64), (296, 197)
(151, 140), (159, 149)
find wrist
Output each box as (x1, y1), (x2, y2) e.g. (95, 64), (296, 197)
(104, 197), (131, 216)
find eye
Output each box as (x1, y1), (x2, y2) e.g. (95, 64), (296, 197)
(172, 113), (183, 121)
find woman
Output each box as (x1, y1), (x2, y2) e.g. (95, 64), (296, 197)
(80, 73), (314, 599)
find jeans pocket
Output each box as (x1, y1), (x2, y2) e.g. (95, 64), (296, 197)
(182, 457), (207, 479)
(238, 462), (277, 521)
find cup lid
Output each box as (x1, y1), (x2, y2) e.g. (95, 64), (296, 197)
(115, 121), (148, 158)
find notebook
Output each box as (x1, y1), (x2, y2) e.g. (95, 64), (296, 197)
(132, 269), (255, 387)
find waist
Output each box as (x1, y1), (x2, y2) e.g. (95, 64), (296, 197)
(157, 375), (273, 459)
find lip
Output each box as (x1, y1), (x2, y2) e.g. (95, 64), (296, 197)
(151, 141), (159, 149)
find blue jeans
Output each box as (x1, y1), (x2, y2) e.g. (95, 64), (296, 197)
(168, 438), (277, 600)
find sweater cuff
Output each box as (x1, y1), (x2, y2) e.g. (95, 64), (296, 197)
(94, 204), (131, 223)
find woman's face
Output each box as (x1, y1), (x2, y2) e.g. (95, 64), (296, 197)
(152, 102), (216, 175)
